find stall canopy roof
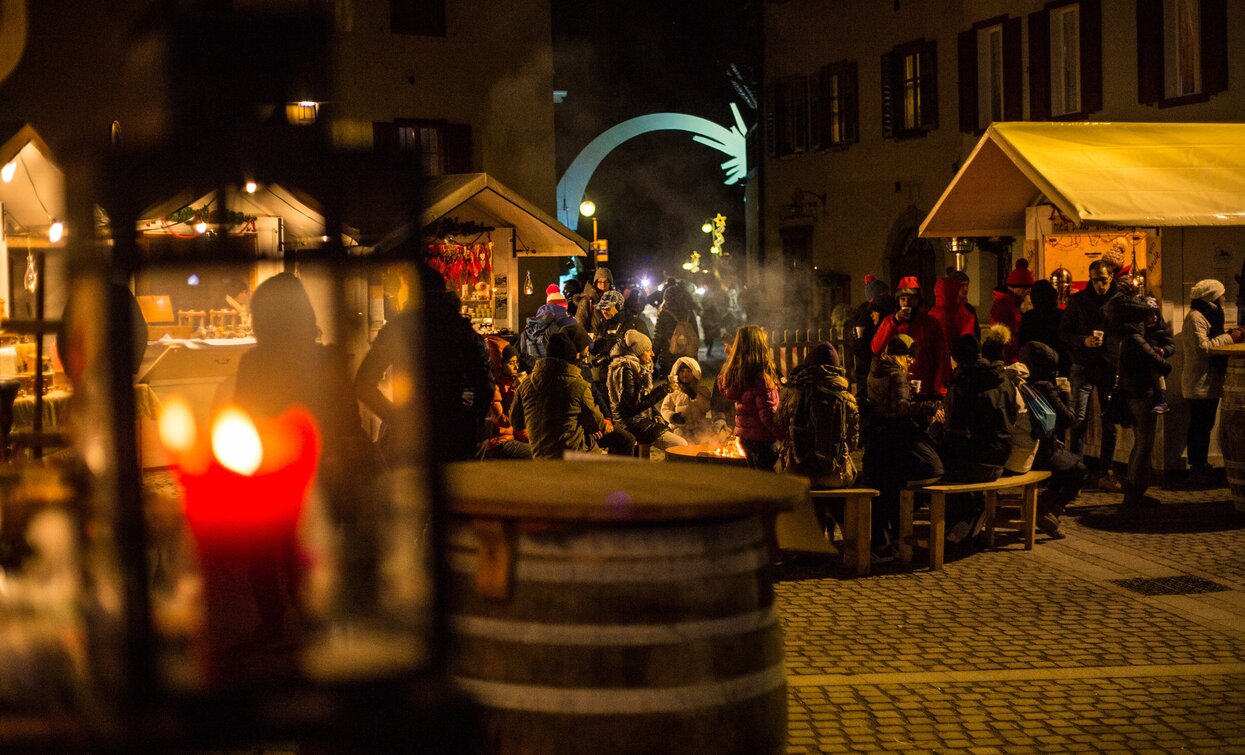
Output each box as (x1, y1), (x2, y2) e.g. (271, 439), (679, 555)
(0, 124), (65, 236)
(920, 122), (1245, 238)
(377, 172), (588, 256)
(139, 184), (341, 245)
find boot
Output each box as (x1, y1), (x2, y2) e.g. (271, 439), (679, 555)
(1098, 469), (1124, 492)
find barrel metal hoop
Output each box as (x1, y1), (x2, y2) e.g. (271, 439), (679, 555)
(450, 606), (778, 646)
(449, 545), (769, 584)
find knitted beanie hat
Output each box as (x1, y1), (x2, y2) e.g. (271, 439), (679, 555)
(863, 275), (889, 301)
(1006, 258), (1035, 287)
(546, 331), (578, 362)
(561, 324), (593, 354)
(546, 284), (566, 305)
(885, 334), (916, 357)
(596, 290), (625, 311)
(1191, 279), (1226, 302)
(624, 329), (652, 355)
(1100, 242), (1127, 271)
(950, 333), (980, 365)
(896, 276), (921, 296)
(806, 341), (841, 368)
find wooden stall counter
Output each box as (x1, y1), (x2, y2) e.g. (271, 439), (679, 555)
(444, 460), (806, 755)
(1211, 344), (1245, 513)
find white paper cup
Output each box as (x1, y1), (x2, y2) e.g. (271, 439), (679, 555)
(855, 325), (865, 338)
(910, 380), (922, 395)
(1092, 330), (1104, 343)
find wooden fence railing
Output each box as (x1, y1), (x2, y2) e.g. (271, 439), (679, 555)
(768, 327), (859, 387)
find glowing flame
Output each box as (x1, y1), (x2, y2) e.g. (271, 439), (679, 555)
(157, 396), (197, 454)
(711, 437), (746, 458)
(212, 407), (263, 476)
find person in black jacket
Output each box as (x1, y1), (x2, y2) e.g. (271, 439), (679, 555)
(1058, 260), (1122, 491)
(1019, 341), (1083, 537)
(852, 276), (891, 398)
(1019, 279), (1070, 376)
(1105, 294), (1173, 507)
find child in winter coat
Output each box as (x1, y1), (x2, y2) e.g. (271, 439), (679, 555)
(717, 325), (784, 471)
(660, 356), (713, 442)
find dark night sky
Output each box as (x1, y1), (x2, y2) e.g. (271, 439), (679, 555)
(552, 0), (758, 285)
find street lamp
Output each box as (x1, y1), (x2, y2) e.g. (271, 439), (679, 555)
(579, 199), (598, 243)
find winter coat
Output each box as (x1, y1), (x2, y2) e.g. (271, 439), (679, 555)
(989, 288), (1023, 362)
(510, 357), (607, 459)
(942, 358), (1016, 471)
(1002, 363), (1038, 474)
(870, 308), (950, 396)
(1181, 303), (1234, 399)
(574, 282), (600, 333)
(866, 355), (933, 421)
(928, 276), (977, 354)
(591, 310), (651, 362)
(653, 306), (700, 374)
(1106, 296), (1172, 400)
(487, 377), (527, 448)
(607, 348), (673, 444)
(1058, 280), (1119, 379)
(717, 372), (783, 442)
(775, 362), (860, 487)
(659, 356), (713, 440)
(534, 302), (579, 329)
(1019, 282), (1070, 376)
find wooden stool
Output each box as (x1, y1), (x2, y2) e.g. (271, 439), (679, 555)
(177, 309), (207, 330)
(900, 470), (1051, 570)
(773, 488), (879, 576)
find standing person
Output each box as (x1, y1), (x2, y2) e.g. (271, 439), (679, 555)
(945, 268), (979, 328)
(927, 274), (977, 358)
(588, 290), (649, 393)
(871, 275), (949, 396)
(510, 328), (608, 459)
(562, 278), (584, 318)
(356, 265), (493, 465)
(717, 325), (784, 471)
(852, 276), (890, 398)
(776, 342), (860, 489)
(482, 338), (531, 459)
(862, 334), (943, 559)
(1106, 294), (1173, 507)
(577, 267), (614, 333)
(653, 280), (701, 375)
(1181, 279), (1244, 487)
(990, 259), (1033, 363)
(1058, 259), (1123, 491)
(700, 281), (726, 358)
(606, 329), (687, 450)
(1019, 279), (1070, 376)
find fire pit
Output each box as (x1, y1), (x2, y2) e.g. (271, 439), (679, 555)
(665, 438), (749, 466)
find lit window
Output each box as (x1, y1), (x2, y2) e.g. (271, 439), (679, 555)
(976, 25), (1005, 128)
(902, 51), (921, 130)
(883, 39), (937, 139)
(1164, 0), (1201, 97)
(1050, 5), (1082, 116)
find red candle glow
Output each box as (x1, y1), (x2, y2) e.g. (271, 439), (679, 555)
(158, 397), (322, 687)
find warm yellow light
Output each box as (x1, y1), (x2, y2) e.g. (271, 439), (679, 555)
(244, 181), (257, 194)
(48, 221), (64, 243)
(579, 200), (596, 218)
(1, 161), (15, 183)
(710, 245), (722, 255)
(701, 222), (713, 234)
(212, 407), (263, 476)
(158, 396), (197, 454)
(194, 221), (208, 234)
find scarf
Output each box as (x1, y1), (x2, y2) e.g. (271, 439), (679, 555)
(1191, 297), (1227, 371)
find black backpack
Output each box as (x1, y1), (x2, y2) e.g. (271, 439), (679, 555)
(519, 313), (558, 360)
(788, 383), (856, 485)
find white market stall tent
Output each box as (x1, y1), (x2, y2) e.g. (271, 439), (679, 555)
(921, 121), (1245, 472)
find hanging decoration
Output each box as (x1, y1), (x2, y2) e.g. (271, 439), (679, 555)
(23, 243), (37, 294)
(148, 205), (260, 238)
(523, 270), (534, 296)
(424, 240), (494, 290)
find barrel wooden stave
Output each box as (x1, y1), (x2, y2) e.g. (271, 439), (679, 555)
(448, 516), (786, 755)
(1221, 360), (1245, 512)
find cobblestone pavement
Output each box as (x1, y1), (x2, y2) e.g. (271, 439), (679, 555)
(775, 484), (1245, 753)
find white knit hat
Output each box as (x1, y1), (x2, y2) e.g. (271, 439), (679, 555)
(1191, 279), (1226, 302)
(545, 284), (566, 305)
(624, 329), (652, 355)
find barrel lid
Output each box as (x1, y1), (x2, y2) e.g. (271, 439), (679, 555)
(445, 460), (805, 521)
(1210, 344), (1245, 356)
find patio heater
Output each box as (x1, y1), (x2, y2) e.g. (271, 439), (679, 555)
(948, 237), (973, 271)
(0, 7), (477, 751)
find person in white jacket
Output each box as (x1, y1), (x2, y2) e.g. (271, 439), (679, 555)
(660, 356), (713, 443)
(1180, 279), (1244, 486)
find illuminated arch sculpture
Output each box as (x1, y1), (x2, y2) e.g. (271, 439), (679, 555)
(556, 104), (751, 228)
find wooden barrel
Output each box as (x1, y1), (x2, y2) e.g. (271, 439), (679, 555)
(445, 461), (807, 755)
(1215, 346), (1245, 512)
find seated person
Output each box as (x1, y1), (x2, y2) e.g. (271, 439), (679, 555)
(607, 330), (686, 450)
(510, 327), (609, 459)
(482, 337), (531, 459)
(659, 356), (713, 443)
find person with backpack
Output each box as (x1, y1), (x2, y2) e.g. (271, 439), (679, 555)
(518, 284), (578, 369)
(654, 280), (701, 375)
(776, 342), (860, 542)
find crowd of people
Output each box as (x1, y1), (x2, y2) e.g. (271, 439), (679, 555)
(342, 256), (1237, 565)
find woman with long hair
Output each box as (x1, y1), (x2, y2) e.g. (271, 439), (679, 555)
(716, 325), (783, 470)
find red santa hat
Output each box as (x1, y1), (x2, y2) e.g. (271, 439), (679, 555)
(1006, 258), (1035, 287)
(546, 284), (567, 305)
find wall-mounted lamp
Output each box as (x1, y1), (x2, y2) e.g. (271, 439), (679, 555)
(779, 189), (827, 222)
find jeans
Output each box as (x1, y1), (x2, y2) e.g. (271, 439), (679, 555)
(651, 430), (688, 450)
(741, 438), (780, 471)
(1127, 397), (1158, 497)
(1069, 364), (1117, 473)
(1186, 397), (1220, 469)
(483, 439), (533, 459)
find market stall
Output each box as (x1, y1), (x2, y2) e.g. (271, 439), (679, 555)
(921, 122), (1245, 473)
(375, 172), (588, 334)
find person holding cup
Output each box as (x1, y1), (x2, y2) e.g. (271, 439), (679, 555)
(1058, 259), (1123, 491)
(870, 276), (950, 398)
(852, 276), (893, 399)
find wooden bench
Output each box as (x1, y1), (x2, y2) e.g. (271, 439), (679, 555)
(774, 487), (879, 576)
(899, 470), (1051, 571)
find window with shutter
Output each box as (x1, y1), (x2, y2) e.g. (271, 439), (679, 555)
(1031, 2), (1101, 120)
(1136, 0), (1227, 107)
(884, 39), (938, 139)
(1051, 5), (1082, 115)
(959, 17), (1022, 133)
(770, 75), (808, 156)
(380, 119), (473, 175)
(812, 61), (859, 149)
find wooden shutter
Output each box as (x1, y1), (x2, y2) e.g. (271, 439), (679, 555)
(444, 123), (473, 173)
(1201, 0), (1228, 96)
(809, 69), (826, 150)
(957, 28), (979, 133)
(880, 52), (895, 138)
(1003, 16), (1024, 121)
(1028, 9), (1052, 120)
(372, 121), (399, 153)
(1080, 0), (1103, 114)
(919, 40), (938, 130)
(765, 83), (778, 157)
(791, 76), (809, 153)
(843, 61), (860, 144)
(1136, 0), (1163, 105)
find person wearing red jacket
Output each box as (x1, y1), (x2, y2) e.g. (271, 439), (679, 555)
(870, 276), (950, 396)
(927, 274), (977, 352)
(990, 259), (1034, 363)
